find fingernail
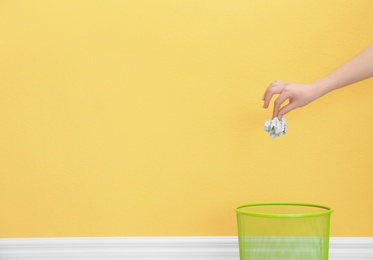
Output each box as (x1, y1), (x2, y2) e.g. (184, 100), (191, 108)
(261, 96), (265, 100)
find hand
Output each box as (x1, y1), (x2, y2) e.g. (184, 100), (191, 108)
(262, 80), (322, 119)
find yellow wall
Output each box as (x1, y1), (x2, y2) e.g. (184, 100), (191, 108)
(1, 0), (373, 238)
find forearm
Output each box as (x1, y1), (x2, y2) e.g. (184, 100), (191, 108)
(314, 44), (373, 96)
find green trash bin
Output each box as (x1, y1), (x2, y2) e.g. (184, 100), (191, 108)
(235, 202), (332, 260)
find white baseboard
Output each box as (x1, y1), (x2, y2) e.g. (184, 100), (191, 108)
(0, 236), (372, 259)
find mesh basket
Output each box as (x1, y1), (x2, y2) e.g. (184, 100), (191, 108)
(235, 202), (332, 260)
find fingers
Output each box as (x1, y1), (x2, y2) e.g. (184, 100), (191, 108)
(262, 80), (304, 119)
(262, 80), (295, 119)
(272, 93), (290, 119)
(277, 101), (297, 119)
(262, 80), (283, 109)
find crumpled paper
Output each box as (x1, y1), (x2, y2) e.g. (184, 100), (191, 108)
(263, 117), (288, 138)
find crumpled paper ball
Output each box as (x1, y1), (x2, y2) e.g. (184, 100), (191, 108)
(263, 117), (288, 138)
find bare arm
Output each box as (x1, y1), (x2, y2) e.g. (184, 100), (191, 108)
(262, 44), (373, 119)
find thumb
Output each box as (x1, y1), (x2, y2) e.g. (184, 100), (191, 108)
(277, 102), (298, 119)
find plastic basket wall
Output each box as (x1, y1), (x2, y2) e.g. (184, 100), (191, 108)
(235, 202), (332, 260)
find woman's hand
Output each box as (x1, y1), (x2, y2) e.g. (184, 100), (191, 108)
(262, 44), (373, 119)
(262, 80), (323, 119)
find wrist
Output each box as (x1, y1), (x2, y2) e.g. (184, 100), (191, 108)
(311, 79), (331, 98)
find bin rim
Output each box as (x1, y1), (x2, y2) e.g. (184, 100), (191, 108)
(235, 202), (333, 218)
